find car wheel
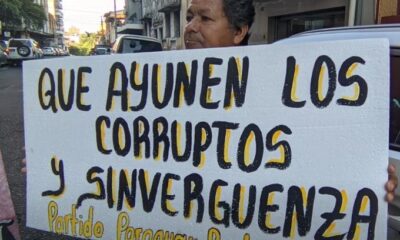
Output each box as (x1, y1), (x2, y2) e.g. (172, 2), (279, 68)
(17, 46), (30, 57)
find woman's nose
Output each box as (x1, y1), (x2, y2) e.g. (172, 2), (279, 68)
(185, 17), (200, 33)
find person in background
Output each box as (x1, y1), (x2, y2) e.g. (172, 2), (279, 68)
(183, 0), (398, 202)
(1, 149), (20, 240)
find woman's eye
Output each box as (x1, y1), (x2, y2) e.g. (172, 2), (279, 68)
(201, 16), (211, 21)
(186, 15), (193, 22)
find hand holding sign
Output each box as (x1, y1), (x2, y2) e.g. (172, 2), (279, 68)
(386, 164), (398, 202)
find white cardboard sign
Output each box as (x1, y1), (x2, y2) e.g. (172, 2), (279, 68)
(24, 39), (389, 239)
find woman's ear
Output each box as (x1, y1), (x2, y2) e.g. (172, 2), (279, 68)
(233, 25), (249, 45)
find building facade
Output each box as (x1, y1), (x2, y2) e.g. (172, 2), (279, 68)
(28, 0), (54, 45)
(126, 0), (400, 49)
(251, 0), (375, 43)
(38, 0), (64, 47)
(41, 0), (62, 47)
(377, 0), (400, 23)
(141, 0), (184, 50)
(103, 10), (126, 44)
(54, 0), (64, 46)
(119, 0), (144, 35)
(0, 0), (64, 47)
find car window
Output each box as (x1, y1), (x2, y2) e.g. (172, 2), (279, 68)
(390, 53), (400, 150)
(119, 38), (162, 53)
(9, 40), (32, 47)
(95, 48), (107, 55)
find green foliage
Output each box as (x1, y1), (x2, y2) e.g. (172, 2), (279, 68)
(68, 45), (85, 56)
(21, 0), (47, 29)
(78, 33), (98, 55)
(0, 0), (22, 26)
(68, 33), (100, 56)
(0, 0), (46, 29)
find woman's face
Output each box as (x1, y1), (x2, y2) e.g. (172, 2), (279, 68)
(184, 0), (246, 49)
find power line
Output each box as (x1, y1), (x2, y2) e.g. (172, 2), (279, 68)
(63, 8), (123, 14)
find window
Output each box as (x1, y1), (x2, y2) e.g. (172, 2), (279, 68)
(165, 12), (171, 38)
(9, 39), (33, 47)
(273, 8), (345, 41)
(118, 38), (162, 53)
(174, 11), (180, 37)
(145, 22), (151, 37)
(153, 28), (158, 39)
(390, 52), (400, 150)
(159, 27), (163, 40)
(164, 11), (180, 38)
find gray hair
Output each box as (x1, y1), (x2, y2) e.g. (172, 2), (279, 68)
(222, 0), (255, 45)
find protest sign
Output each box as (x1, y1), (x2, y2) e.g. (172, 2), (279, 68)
(24, 39), (389, 239)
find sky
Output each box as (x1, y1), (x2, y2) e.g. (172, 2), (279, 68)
(63, 0), (125, 33)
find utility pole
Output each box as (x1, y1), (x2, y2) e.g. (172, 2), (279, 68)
(100, 16), (105, 44)
(114, 0), (117, 42)
(101, 16), (103, 33)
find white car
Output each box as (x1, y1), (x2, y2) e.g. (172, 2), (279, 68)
(275, 23), (400, 238)
(7, 38), (41, 65)
(112, 34), (162, 54)
(42, 47), (56, 56)
(93, 47), (109, 55)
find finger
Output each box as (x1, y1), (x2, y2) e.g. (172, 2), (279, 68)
(386, 192), (395, 203)
(386, 180), (396, 192)
(388, 164), (396, 175)
(388, 164), (398, 183)
(21, 158), (27, 174)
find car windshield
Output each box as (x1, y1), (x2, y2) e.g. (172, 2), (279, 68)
(119, 38), (162, 53)
(9, 40), (32, 47)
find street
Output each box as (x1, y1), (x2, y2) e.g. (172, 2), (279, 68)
(0, 63), (75, 239)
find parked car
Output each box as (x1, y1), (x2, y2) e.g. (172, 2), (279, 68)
(112, 34), (162, 54)
(0, 45), (8, 66)
(37, 47), (44, 58)
(42, 47), (56, 56)
(53, 47), (61, 56)
(60, 46), (70, 56)
(93, 47), (110, 55)
(7, 38), (41, 65)
(274, 23), (400, 237)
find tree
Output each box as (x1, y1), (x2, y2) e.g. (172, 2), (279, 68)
(21, 0), (47, 30)
(66, 26), (81, 36)
(69, 33), (99, 56)
(0, 0), (22, 26)
(0, 0), (46, 29)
